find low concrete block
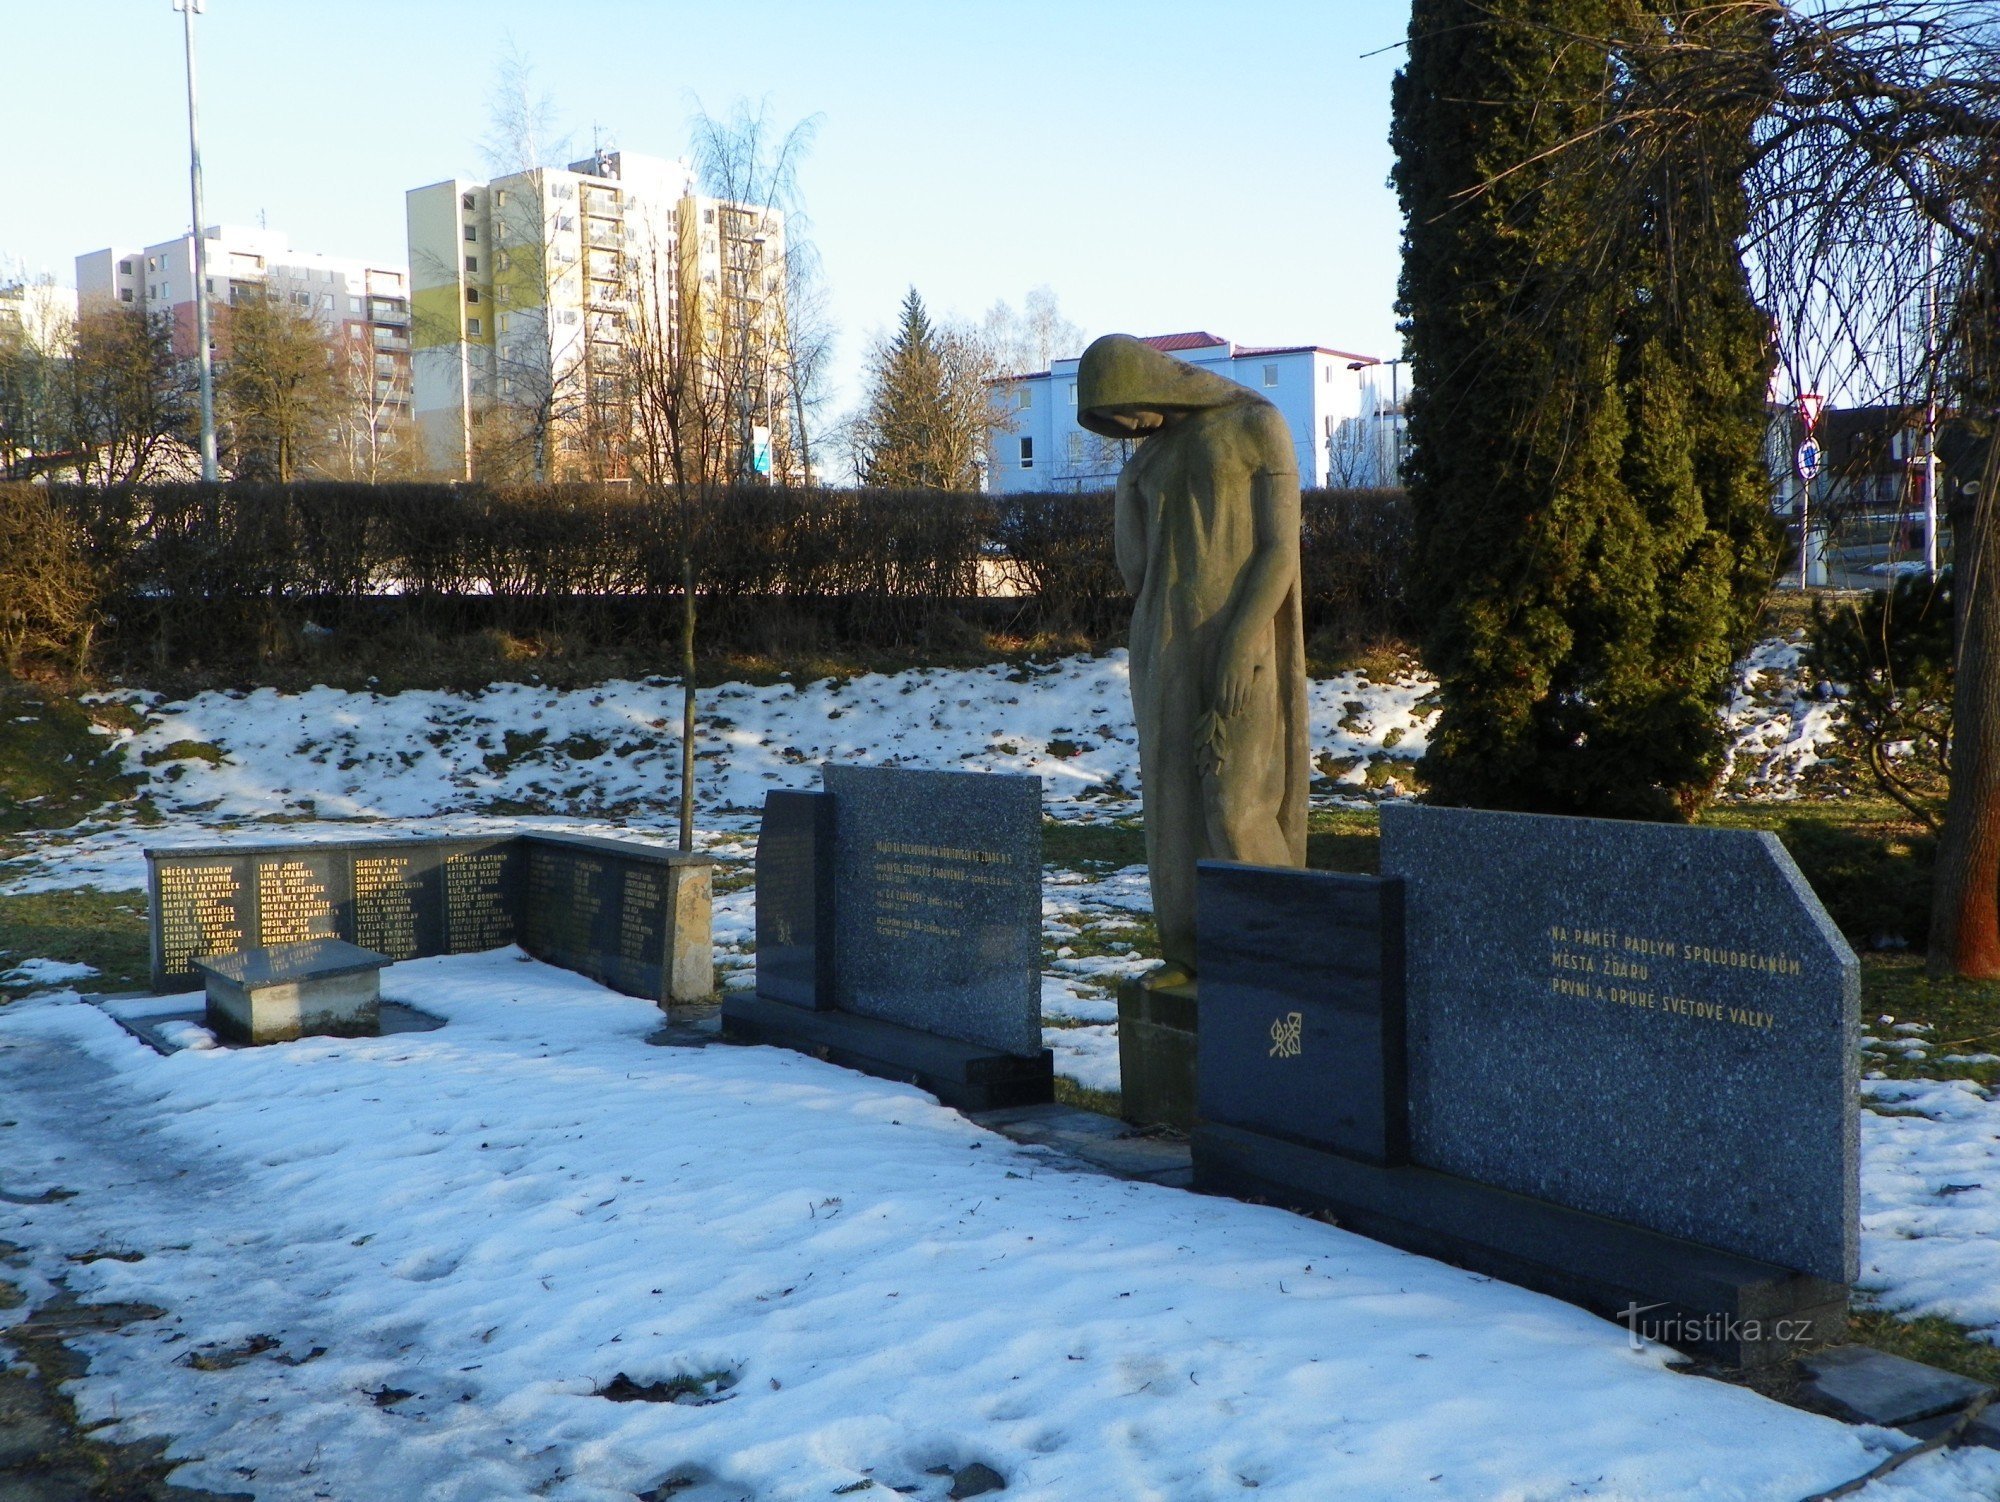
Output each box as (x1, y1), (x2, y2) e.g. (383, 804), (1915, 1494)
(196, 939), (389, 1045)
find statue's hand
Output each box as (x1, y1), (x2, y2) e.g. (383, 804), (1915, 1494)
(1216, 649), (1258, 719)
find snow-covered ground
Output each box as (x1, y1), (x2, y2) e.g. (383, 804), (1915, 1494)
(4, 641), (1992, 1498)
(2, 956), (1997, 1502)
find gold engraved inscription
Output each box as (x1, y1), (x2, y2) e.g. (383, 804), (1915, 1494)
(257, 859), (337, 947)
(868, 839), (1015, 943)
(1269, 1011), (1303, 1059)
(1546, 922), (1790, 1031)
(354, 855), (421, 959)
(621, 867), (664, 961)
(157, 863), (246, 976)
(444, 851), (512, 952)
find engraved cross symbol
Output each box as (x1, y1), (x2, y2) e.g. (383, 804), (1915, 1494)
(1268, 1011), (1303, 1059)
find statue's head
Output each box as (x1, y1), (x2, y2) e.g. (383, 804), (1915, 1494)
(1075, 333), (1265, 439)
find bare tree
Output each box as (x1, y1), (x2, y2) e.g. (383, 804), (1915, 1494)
(218, 289), (347, 482)
(689, 98), (824, 483)
(52, 307), (195, 486)
(982, 285), (1086, 377)
(324, 326), (418, 481)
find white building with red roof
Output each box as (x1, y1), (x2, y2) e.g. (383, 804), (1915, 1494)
(986, 331), (1402, 493)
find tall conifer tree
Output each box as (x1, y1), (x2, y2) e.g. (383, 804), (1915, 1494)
(1392, 2), (1775, 818)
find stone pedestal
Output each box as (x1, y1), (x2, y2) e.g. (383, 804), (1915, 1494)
(663, 855), (715, 1004)
(1116, 976), (1198, 1131)
(196, 939), (390, 1044)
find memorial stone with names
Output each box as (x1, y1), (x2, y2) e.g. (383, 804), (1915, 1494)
(147, 832), (710, 1005)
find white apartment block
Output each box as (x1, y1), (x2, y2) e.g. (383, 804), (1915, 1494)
(75, 226), (412, 413)
(0, 270), (76, 351)
(406, 148), (790, 481)
(988, 332), (1398, 493)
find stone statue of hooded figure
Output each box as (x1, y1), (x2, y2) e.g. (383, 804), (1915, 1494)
(1076, 334), (1309, 983)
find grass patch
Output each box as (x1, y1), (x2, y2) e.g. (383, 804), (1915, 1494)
(1043, 818), (1145, 873)
(0, 685), (145, 834)
(1848, 1307), (2000, 1387)
(1306, 807), (1382, 873)
(1055, 1075), (1124, 1118)
(1305, 633), (1421, 683)
(0, 888), (151, 1000)
(1706, 799), (1932, 950)
(138, 738), (225, 767)
(1854, 954), (2000, 1089)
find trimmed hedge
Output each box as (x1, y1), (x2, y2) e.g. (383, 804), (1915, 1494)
(10, 481), (1411, 667)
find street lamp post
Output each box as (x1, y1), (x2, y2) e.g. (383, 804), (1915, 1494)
(174, 0), (218, 483)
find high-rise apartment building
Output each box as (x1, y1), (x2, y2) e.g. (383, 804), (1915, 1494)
(406, 149), (791, 482)
(75, 226), (413, 418)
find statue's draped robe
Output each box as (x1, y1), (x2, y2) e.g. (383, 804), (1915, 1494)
(1078, 336), (1309, 974)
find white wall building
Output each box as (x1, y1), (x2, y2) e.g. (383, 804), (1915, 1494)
(406, 148), (790, 482)
(987, 332), (1398, 493)
(0, 268), (76, 351)
(76, 226), (412, 414)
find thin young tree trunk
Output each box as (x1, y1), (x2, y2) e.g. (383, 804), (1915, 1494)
(678, 544), (697, 854)
(1929, 439), (2000, 977)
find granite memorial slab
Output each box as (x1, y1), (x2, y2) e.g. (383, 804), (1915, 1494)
(1380, 803), (1858, 1284)
(518, 833), (712, 1004)
(196, 937), (389, 1044)
(823, 763), (1042, 1056)
(147, 832), (710, 1005)
(1195, 862), (1407, 1165)
(149, 837), (516, 991)
(1190, 804), (1859, 1365)
(725, 766), (1053, 1111)
(755, 790), (836, 1008)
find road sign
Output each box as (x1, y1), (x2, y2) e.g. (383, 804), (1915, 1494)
(1796, 439), (1821, 483)
(1797, 392), (1825, 431)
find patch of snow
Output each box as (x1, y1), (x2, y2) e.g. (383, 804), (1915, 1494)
(0, 957), (1988, 1502)
(1, 956), (98, 986)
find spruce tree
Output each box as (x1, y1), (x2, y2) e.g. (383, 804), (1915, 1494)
(1392, 2), (1776, 818)
(865, 289), (948, 488)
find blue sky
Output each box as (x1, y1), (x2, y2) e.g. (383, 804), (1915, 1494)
(1, 1), (1411, 413)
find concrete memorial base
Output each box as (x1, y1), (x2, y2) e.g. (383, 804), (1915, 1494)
(1193, 1121), (1846, 1368)
(195, 939), (390, 1044)
(1116, 975), (1197, 1132)
(721, 993), (1053, 1112)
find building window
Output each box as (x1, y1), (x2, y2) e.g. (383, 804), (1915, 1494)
(1068, 383), (1077, 406)
(462, 191), (476, 210)
(466, 287), (480, 304)
(465, 255), (477, 273)
(464, 224), (478, 242)
(1019, 437), (1034, 470)
(118, 259), (133, 275)
(147, 256), (159, 271)
(1262, 364), (1279, 387)
(1067, 433), (1083, 464)
(467, 317), (481, 337)
(119, 288), (134, 303)
(495, 189), (508, 207)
